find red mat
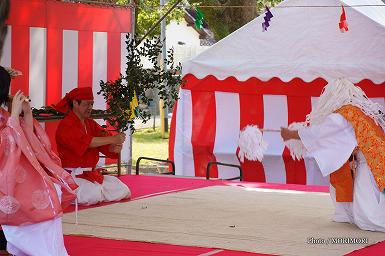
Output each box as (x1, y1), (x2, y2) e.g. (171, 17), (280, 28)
(64, 175), (225, 212)
(64, 235), (385, 256)
(345, 241), (385, 256)
(221, 180), (329, 193)
(64, 235), (274, 256)
(121, 175), (225, 199)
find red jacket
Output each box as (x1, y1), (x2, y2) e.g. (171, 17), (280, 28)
(56, 111), (118, 168)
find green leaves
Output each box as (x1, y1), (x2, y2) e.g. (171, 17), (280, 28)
(118, 0), (185, 39)
(98, 35), (183, 132)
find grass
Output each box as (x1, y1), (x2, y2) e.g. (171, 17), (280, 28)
(132, 127), (169, 167)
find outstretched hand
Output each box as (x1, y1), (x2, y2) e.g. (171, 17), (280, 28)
(280, 127), (300, 141)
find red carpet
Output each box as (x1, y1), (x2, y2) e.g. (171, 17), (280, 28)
(64, 234), (385, 256)
(221, 180), (329, 193)
(120, 175), (225, 200)
(345, 241), (385, 256)
(64, 235), (274, 256)
(64, 175), (225, 212)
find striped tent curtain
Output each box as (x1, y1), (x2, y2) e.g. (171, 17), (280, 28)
(169, 75), (385, 185)
(1, 0), (133, 166)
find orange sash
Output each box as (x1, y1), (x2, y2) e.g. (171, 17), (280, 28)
(330, 162), (354, 202)
(330, 105), (385, 202)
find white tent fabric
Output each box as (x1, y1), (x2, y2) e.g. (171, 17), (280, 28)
(171, 0), (385, 184)
(182, 0), (385, 83)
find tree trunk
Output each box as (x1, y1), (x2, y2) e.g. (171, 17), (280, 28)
(225, 0), (259, 33)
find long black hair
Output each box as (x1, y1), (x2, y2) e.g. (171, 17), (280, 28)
(0, 66), (10, 106)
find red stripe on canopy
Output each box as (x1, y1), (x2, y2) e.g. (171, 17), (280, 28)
(239, 93), (266, 182)
(191, 91), (218, 177)
(168, 101), (178, 173)
(284, 95), (311, 184)
(104, 32), (122, 165)
(11, 26), (29, 95)
(78, 31), (93, 88)
(44, 28), (63, 153)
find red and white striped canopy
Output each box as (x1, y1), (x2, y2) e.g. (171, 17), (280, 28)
(169, 0), (385, 184)
(2, 0), (132, 165)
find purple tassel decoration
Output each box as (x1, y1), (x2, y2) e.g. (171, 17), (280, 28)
(262, 6), (273, 32)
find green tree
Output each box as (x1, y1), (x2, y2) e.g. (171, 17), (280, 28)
(98, 36), (182, 132)
(116, 0), (185, 38)
(94, 0), (282, 40)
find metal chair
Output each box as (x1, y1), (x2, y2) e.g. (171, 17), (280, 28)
(206, 161), (243, 181)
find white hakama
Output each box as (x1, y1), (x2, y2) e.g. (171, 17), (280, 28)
(74, 175), (131, 205)
(299, 113), (385, 232)
(2, 184), (68, 256)
(68, 168), (131, 205)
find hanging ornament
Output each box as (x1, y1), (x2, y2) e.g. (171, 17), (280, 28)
(339, 5), (349, 32)
(262, 6), (273, 32)
(125, 91), (139, 121)
(194, 7), (204, 29)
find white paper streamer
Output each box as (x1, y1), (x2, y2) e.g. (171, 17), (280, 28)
(238, 125), (268, 162)
(284, 122), (307, 160)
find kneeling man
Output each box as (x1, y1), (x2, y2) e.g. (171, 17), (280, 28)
(55, 87), (131, 205)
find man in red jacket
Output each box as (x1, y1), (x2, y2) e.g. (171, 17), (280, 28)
(55, 87), (130, 205)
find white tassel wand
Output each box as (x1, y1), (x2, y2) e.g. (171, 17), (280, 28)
(238, 124), (307, 162)
(238, 125), (268, 163)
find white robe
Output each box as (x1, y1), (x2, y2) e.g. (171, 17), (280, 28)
(299, 113), (385, 232)
(2, 184), (68, 256)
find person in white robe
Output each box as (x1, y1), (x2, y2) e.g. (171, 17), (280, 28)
(281, 78), (385, 232)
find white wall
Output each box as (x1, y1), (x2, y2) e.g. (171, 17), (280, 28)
(140, 20), (211, 69)
(166, 20), (211, 65)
